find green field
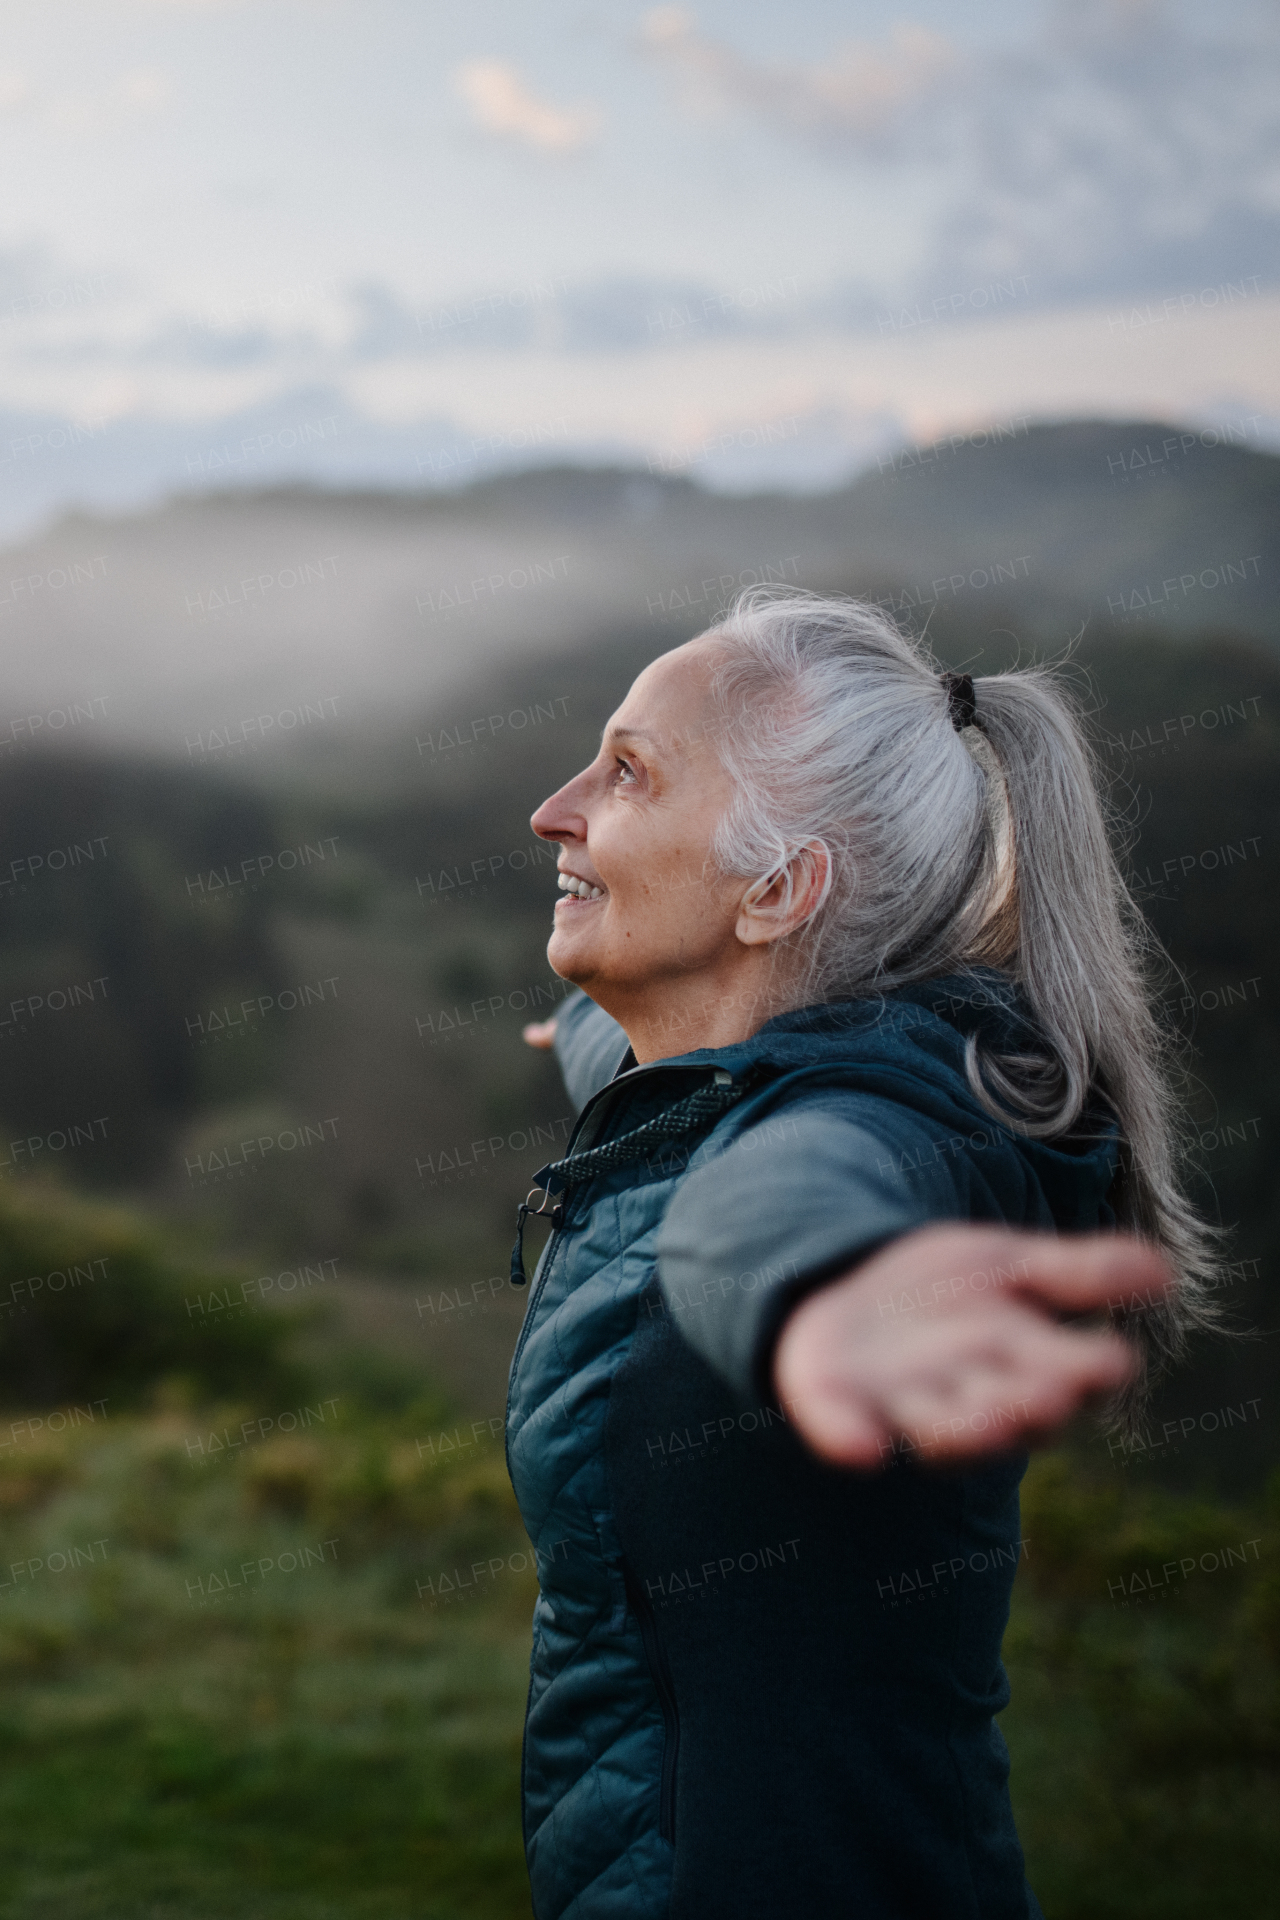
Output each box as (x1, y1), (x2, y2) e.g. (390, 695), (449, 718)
(0, 1395), (535, 1920)
(0, 1359), (1275, 1916)
(0, 1174), (1277, 1917)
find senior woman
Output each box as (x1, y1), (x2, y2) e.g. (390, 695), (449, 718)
(505, 591), (1214, 1919)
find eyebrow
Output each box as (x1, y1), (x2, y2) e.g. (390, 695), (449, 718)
(603, 725), (660, 751)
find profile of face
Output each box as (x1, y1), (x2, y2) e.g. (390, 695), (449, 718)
(530, 638), (825, 1060)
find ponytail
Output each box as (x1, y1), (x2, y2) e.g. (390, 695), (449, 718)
(965, 669), (1223, 1403)
(705, 589), (1223, 1415)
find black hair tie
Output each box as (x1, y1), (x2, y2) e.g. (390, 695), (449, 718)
(940, 671), (983, 733)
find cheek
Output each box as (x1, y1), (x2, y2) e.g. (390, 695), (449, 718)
(644, 876), (738, 956)
(592, 798), (724, 912)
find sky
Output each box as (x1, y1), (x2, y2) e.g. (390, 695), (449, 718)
(0, 0), (1277, 532)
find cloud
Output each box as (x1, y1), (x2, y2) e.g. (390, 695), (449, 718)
(639, 4), (1280, 301)
(340, 273), (815, 359)
(933, 4), (1280, 299)
(453, 61), (601, 154)
(119, 68), (171, 110)
(637, 9), (956, 153)
(0, 70), (36, 113)
(0, 66), (172, 136)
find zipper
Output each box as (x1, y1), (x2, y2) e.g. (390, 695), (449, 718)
(504, 1209), (568, 1476)
(506, 1061), (730, 1448)
(623, 1565), (680, 1845)
(568, 1058), (736, 1158)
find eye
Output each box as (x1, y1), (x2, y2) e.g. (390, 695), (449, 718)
(614, 757), (639, 786)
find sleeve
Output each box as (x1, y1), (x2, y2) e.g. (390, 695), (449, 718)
(656, 1098), (960, 1405)
(552, 989), (632, 1112)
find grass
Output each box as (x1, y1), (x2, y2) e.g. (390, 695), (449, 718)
(0, 1349), (1274, 1915)
(0, 1405), (535, 1919)
(1003, 1455), (1280, 1917)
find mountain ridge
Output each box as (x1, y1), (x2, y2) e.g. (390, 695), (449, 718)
(3, 419), (1274, 761)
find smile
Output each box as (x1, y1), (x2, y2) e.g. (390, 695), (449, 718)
(556, 873), (606, 902)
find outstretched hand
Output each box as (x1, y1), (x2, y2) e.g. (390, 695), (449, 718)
(773, 1223), (1170, 1468)
(523, 1018), (559, 1050)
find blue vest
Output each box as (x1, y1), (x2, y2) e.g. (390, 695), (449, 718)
(506, 976), (1115, 1918)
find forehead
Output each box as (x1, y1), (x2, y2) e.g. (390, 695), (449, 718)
(608, 639), (720, 750)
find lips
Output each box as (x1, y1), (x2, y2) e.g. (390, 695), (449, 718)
(556, 872), (605, 901)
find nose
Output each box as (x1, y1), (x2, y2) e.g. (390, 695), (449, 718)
(531, 769), (589, 845)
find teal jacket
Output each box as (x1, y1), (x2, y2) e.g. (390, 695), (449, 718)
(505, 974), (1117, 1918)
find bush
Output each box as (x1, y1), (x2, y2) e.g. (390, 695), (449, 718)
(0, 1177), (306, 1409)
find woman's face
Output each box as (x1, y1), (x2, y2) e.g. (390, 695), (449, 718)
(531, 640), (755, 1025)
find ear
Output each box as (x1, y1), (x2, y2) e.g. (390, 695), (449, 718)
(736, 842), (831, 948)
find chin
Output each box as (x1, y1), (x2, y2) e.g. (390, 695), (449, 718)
(546, 924), (595, 986)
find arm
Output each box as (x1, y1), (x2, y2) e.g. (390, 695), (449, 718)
(773, 1221), (1165, 1467)
(526, 989), (631, 1112)
(656, 1105), (926, 1404)
(657, 1099), (1167, 1467)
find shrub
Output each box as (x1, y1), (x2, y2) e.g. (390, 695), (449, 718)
(0, 1177), (306, 1409)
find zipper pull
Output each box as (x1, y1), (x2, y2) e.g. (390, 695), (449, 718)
(510, 1188), (564, 1287)
(510, 1205), (532, 1287)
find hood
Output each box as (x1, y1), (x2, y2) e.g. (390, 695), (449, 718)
(587, 968), (1119, 1234)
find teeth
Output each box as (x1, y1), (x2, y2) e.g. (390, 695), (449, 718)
(557, 875), (604, 900)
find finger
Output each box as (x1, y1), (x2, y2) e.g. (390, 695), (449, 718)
(522, 1019), (558, 1049)
(781, 1384), (893, 1470)
(934, 1225), (1173, 1318)
(1012, 1236), (1171, 1316)
(884, 1313), (1137, 1412)
(882, 1325), (1135, 1460)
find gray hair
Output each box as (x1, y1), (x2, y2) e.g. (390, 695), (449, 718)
(701, 588), (1222, 1416)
